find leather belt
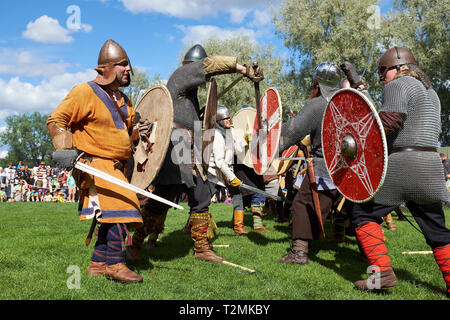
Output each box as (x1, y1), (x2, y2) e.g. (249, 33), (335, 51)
(391, 146), (437, 154)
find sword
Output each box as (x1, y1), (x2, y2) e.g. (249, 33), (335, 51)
(217, 76), (244, 100)
(240, 182), (281, 201)
(74, 161), (184, 210)
(275, 157), (305, 161)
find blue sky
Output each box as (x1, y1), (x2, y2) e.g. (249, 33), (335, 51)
(0, 0), (394, 157)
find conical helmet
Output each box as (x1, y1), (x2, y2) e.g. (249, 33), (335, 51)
(182, 44), (207, 65)
(94, 39), (133, 85)
(378, 47), (417, 80)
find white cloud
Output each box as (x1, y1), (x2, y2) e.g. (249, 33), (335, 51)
(177, 25), (257, 46)
(22, 15), (74, 44)
(0, 69), (97, 117)
(0, 150), (8, 159)
(120, 0), (280, 22)
(251, 8), (273, 27)
(229, 8), (250, 24)
(22, 15), (93, 44)
(0, 49), (70, 78)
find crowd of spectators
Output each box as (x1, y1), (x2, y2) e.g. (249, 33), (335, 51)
(0, 161), (78, 203)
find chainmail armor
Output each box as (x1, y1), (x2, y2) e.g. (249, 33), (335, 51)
(375, 76), (450, 205)
(279, 95), (330, 179)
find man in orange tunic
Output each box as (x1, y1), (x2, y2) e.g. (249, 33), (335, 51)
(47, 39), (144, 283)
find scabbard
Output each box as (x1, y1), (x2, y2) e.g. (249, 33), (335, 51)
(306, 157), (326, 238)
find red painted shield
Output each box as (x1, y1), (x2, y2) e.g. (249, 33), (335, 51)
(322, 88), (388, 203)
(251, 87), (282, 175)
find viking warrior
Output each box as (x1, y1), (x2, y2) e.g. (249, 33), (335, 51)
(206, 105), (251, 234)
(47, 39), (147, 283)
(348, 47), (450, 297)
(230, 105), (272, 234)
(278, 62), (348, 265)
(126, 44), (264, 263)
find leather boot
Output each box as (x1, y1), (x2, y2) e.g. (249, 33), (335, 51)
(105, 262), (143, 283)
(87, 261), (107, 276)
(233, 210), (247, 235)
(384, 213), (397, 230)
(354, 268), (397, 290)
(190, 211), (225, 263)
(280, 240), (309, 265)
(125, 245), (142, 265)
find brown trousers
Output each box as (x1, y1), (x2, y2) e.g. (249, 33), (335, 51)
(290, 174), (341, 240)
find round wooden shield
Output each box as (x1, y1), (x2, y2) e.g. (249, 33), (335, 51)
(322, 88), (388, 203)
(276, 145), (300, 175)
(232, 107), (256, 168)
(202, 78), (217, 169)
(251, 87), (282, 175)
(130, 85), (174, 190)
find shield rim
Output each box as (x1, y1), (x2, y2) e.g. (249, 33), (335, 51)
(251, 87), (283, 175)
(321, 87), (388, 203)
(130, 84), (174, 190)
(202, 78), (217, 169)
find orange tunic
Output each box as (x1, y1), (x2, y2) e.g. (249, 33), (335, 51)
(48, 81), (142, 225)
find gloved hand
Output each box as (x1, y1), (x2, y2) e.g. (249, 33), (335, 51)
(244, 132), (252, 144)
(230, 177), (242, 188)
(340, 61), (363, 89)
(52, 149), (78, 169)
(244, 64), (264, 83)
(138, 119), (153, 139)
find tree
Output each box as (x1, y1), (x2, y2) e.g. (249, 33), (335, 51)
(0, 112), (54, 167)
(180, 35), (301, 119)
(385, 0), (450, 144)
(121, 67), (150, 106)
(274, 0), (385, 105)
(274, 0), (449, 142)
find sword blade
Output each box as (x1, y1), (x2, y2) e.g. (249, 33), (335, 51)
(275, 157), (305, 161)
(74, 161), (184, 210)
(240, 182), (281, 201)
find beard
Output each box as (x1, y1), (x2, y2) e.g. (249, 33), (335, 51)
(117, 73), (131, 87)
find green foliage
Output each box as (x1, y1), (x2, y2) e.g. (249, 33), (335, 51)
(274, 0), (385, 105)
(182, 36), (303, 119)
(0, 112), (53, 167)
(274, 0), (450, 140)
(387, 0), (450, 144)
(0, 202), (448, 300)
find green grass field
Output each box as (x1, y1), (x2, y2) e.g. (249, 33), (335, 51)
(0, 201), (449, 301)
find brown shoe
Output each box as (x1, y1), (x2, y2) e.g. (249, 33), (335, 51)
(279, 249), (309, 265)
(194, 249), (225, 263)
(105, 263), (143, 283)
(126, 245), (142, 265)
(87, 261), (107, 276)
(354, 268), (397, 291)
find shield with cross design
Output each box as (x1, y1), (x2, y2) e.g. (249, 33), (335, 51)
(250, 87), (282, 175)
(321, 88), (388, 203)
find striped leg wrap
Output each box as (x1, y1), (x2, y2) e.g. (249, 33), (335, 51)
(190, 211), (212, 250)
(433, 243), (450, 294)
(355, 222), (392, 272)
(106, 223), (127, 265)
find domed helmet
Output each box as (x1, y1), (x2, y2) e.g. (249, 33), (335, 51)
(216, 105), (231, 128)
(94, 39), (133, 86)
(378, 47), (417, 81)
(183, 44), (207, 65)
(312, 62), (342, 101)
